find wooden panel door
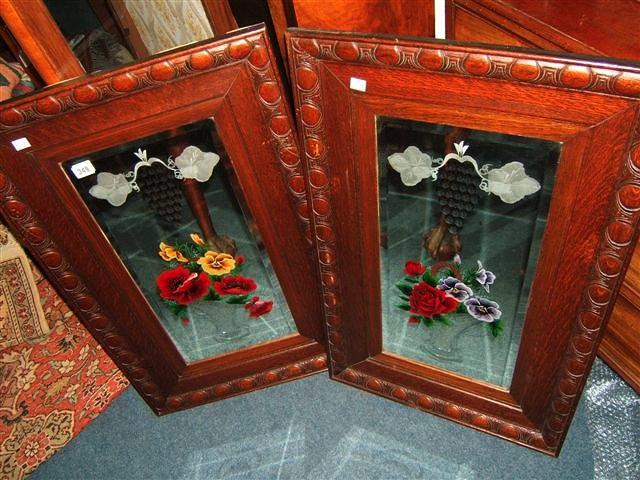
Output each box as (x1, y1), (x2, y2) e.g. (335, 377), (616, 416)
(0, 25), (326, 415)
(287, 28), (640, 455)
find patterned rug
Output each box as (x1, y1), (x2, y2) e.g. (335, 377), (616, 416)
(0, 260), (129, 479)
(0, 224), (49, 350)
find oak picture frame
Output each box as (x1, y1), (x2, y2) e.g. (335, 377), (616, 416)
(287, 28), (640, 455)
(0, 25), (327, 415)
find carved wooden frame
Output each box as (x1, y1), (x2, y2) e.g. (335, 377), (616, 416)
(0, 25), (327, 415)
(287, 28), (640, 455)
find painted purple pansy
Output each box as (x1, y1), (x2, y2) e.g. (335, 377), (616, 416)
(475, 260), (496, 292)
(464, 297), (502, 323)
(437, 276), (473, 301)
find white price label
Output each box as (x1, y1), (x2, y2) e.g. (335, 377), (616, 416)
(11, 137), (31, 151)
(349, 77), (367, 92)
(71, 160), (96, 179)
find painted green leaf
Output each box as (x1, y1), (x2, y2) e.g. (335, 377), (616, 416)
(225, 294), (250, 304)
(186, 262), (201, 273)
(422, 316), (434, 327)
(397, 303), (410, 311)
(489, 320), (504, 337)
(421, 270), (438, 286)
(395, 281), (414, 296)
(164, 300), (187, 317)
(204, 290), (221, 301)
(462, 269), (476, 285)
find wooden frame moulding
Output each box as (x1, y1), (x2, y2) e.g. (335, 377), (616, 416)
(0, 25), (327, 415)
(286, 28), (640, 455)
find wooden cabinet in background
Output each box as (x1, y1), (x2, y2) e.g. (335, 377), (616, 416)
(447, 0), (640, 60)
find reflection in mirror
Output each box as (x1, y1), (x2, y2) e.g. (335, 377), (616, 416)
(0, 37), (39, 102)
(65, 119), (297, 362)
(378, 117), (560, 387)
(46, 0), (214, 73)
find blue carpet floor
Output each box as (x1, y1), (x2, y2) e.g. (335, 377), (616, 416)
(31, 359), (638, 479)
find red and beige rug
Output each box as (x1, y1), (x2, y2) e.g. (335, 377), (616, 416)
(0, 225), (129, 479)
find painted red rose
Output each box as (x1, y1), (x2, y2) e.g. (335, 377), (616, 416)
(408, 316), (421, 324)
(244, 296), (273, 318)
(404, 260), (426, 276)
(236, 255), (245, 265)
(157, 267), (211, 305)
(409, 281), (458, 318)
(214, 275), (257, 296)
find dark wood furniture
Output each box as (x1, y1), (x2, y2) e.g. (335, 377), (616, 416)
(287, 28), (640, 455)
(446, 0), (640, 60)
(447, 0), (640, 394)
(0, 26), (326, 415)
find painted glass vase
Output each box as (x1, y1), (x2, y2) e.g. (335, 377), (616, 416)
(420, 314), (485, 363)
(189, 301), (250, 342)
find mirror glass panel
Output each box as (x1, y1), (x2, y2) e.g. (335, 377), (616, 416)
(65, 119), (297, 362)
(45, 0), (215, 74)
(378, 117), (560, 387)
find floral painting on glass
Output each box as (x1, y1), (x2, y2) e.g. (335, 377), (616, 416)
(396, 257), (503, 337)
(155, 232), (273, 324)
(65, 119), (297, 362)
(378, 118), (560, 386)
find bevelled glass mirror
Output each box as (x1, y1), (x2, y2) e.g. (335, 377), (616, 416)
(378, 118), (560, 387)
(66, 119), (297, 362)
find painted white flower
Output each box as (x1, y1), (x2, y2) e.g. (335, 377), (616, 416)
(486, 162), (540, 204)
(388, 146), (434, 186)
(89, 172), (133, 207)
(174, 146), (220, 182)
